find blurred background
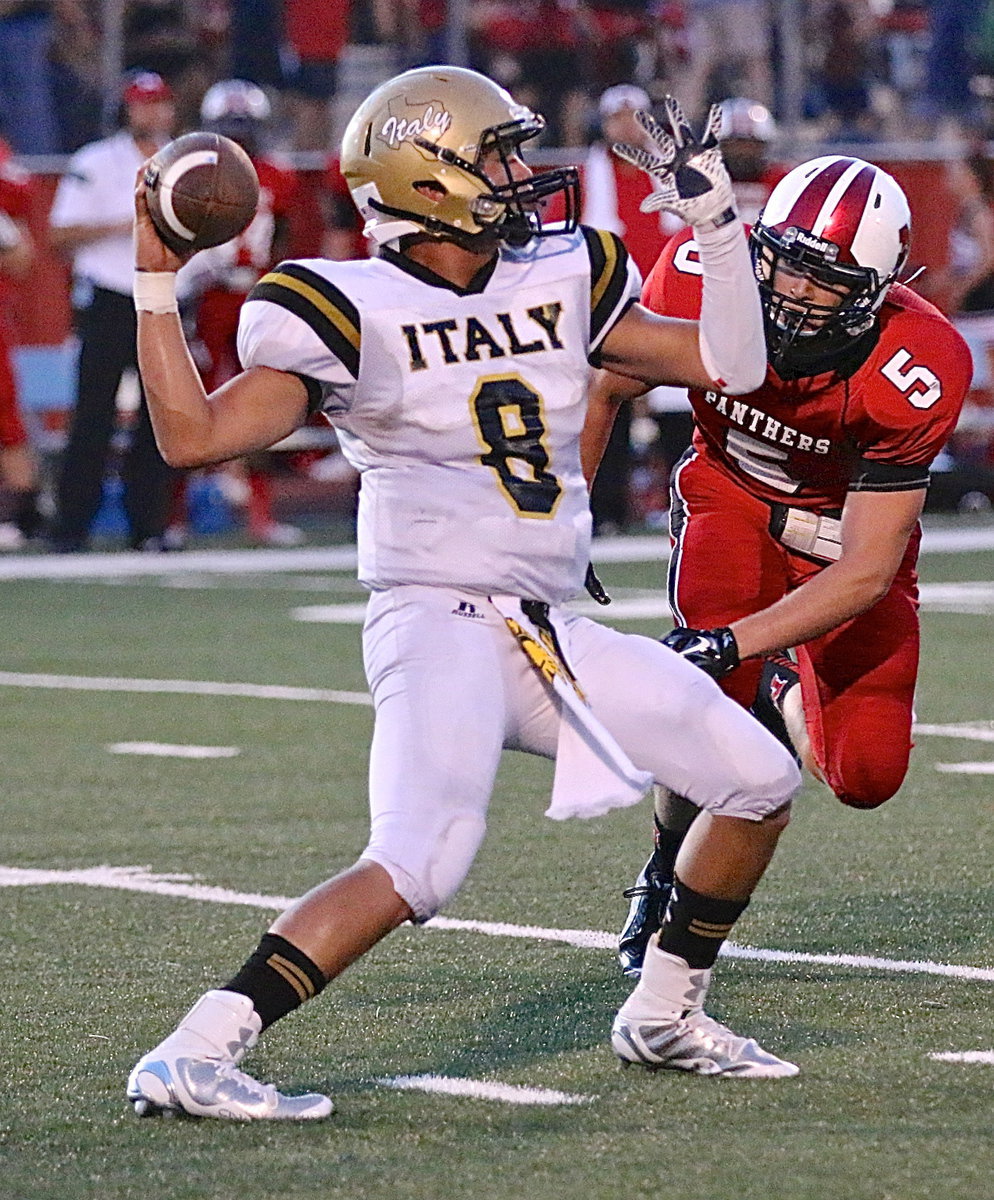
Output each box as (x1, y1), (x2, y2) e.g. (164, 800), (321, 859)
(2, 0), (994, 549)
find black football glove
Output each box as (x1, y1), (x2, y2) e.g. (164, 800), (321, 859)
(661, 625), (740, 680)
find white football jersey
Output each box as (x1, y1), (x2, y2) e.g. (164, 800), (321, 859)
(238, 226), (640, 604)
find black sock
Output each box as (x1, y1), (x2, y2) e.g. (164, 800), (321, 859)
(658, 876), (749, 969)
(12, 489), (44, 539)
(223, 933), (327, 1031)
(650, 815), (686, 883)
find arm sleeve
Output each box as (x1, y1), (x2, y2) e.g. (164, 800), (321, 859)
(694, 218), (766, 395)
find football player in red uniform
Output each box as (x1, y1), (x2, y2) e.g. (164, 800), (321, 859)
(0, 138), (44, 548)
(174, 79), (303, 546)
(582, 155), (973, 977)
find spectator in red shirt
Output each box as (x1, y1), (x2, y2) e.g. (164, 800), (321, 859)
(471, 1), (591, 145)
(284, 0), (351, 152)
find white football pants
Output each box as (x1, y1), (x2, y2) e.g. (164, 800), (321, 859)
(359, 584), (800, 919)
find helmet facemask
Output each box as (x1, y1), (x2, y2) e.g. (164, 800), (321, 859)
(406, 115), (579, 248)
(751, 225), (890, 375)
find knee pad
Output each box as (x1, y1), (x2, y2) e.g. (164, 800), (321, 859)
(693, 690), (803, 821)
(709, 752), (800, 821)
(836, 775), (902, 810)
(830, 741), (909, 810)
(362, 809), (487, 922)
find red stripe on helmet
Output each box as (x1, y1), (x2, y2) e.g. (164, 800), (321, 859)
(777, 157), (854, 232)
(819, 165), (875, 264)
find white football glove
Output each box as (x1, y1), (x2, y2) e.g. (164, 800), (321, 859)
(613, 97), (737, 229)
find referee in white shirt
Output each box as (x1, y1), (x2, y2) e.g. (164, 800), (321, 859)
(47, 71), (179, 552)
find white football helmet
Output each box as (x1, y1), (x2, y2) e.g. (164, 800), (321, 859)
(718, 97), (777, 143)
(200, 79), (271, 125)
(751, 156), (911, 375)
(200, 80), (271, 155)
(340, 65), (579, 248)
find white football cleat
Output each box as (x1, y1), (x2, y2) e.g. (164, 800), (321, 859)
(612, 1007), (799, 1078)
(0, 521), (25, 551)
(252, 521), (305, 547)
(127, 989), (333, 1120)
(611, 940), (798, 1079)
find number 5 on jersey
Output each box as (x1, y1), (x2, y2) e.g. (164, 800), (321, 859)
(881, 348), (942, 409)
(471, 375), (563, 517)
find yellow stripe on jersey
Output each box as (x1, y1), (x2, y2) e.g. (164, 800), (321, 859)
(588, 228), (618, 313)
(249, 262), (361, 378)
(582, 226), (633, 350)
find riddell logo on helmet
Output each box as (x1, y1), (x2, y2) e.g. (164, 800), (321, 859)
(379, 104), (452, 150)
(782, 227), (839, 262)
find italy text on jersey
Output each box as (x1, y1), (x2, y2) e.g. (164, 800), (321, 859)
(239, 230), (640, 603)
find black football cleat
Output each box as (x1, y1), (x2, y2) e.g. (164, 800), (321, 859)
(618, 855), (672, 978)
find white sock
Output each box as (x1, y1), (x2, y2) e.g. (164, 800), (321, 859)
(620, 936), (711, 1017)
(159, 989), (261, 1061)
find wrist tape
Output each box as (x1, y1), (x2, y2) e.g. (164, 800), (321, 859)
(133, 271), (178, 314)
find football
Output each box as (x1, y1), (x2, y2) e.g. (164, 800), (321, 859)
(143, 131), (260, 255)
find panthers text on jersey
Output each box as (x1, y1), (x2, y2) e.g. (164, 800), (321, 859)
(238, 226), (640, 603)
(643, 226), (973, 511)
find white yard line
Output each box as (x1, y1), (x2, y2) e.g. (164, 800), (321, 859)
(917, 581), (994, 614)
(929, 1051), (994, 1065)
(935, 761), (994, 774)
(0, 671), (987, 758)
(918, 526), (994, 553)
(377, 1074), (591, 1106)
(106, 742), (241, 759)
(914, 723), (994, 743)
(1, 864), (992, 983)
(0, 670), (372, 705)
(292, 603), (372, 624)
(0, 525), (990, 582)
(0, 546), (359, 580)
(291, 581), (994, 625)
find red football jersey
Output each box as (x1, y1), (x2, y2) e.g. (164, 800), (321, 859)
(643, 226), (972, 511)
(0, 139), (32, 222)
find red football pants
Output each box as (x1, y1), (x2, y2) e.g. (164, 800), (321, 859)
(668, 450), (920, 809)
(0, 325), (28, 448)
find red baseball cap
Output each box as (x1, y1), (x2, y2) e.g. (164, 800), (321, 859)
(122, 71), (174, 105)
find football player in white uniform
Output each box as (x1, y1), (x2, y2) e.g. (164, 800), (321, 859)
(126, 67), (802, 1121)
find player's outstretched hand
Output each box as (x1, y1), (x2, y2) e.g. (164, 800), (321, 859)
(613, 97), (736, 229)
(133, 164), (189, 274)
(661, 625), (740, 679)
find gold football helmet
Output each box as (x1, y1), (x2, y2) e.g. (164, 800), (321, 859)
(340, 65), (579, 248)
